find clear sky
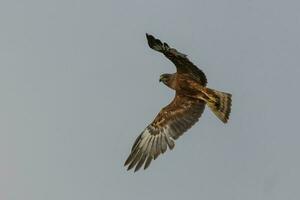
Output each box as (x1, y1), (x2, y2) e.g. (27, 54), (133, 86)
(1, 0), (300, 199)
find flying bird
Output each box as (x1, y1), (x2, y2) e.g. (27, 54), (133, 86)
(124, 34), (232, 172)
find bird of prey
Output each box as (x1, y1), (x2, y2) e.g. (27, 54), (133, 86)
(124, 34), (232, 172)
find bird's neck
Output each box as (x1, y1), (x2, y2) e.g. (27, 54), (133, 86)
(165, 74), (177, 90)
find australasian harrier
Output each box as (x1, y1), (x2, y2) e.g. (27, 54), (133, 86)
(124, 34), (232, 172)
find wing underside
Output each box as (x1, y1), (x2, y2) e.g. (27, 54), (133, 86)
(124, 95), (205, 171)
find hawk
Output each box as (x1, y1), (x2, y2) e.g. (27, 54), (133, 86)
(124, 34), (232, 172)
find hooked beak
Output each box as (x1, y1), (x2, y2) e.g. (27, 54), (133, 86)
(159, 76), (163, 82)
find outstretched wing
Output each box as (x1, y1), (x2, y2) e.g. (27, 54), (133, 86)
(146, 33), (207, 86)
(124, 94), (205, 172)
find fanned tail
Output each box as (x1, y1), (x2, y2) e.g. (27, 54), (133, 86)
(204, 88), (232, 123)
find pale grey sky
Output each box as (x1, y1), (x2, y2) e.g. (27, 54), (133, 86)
(1, 0), (300, 199)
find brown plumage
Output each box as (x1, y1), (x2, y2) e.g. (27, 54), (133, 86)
(124, 34), (232, 172)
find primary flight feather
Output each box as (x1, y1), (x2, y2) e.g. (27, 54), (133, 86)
(124, 34), (232, 172)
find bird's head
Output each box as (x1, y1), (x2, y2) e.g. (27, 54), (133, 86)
(159, 73), (173, 86)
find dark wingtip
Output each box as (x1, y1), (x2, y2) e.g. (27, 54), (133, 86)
(124, 158), (130, 167)
(145, 33), (155, 44)
(145, 33), (164, 51)
(146, 33), (150, 40)
(145, 33), (151, 38)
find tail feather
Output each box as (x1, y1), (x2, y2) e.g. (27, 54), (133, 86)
(205, 88), (232, 123)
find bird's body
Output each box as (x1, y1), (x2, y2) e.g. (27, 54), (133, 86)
(124, 34), (232, 172)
